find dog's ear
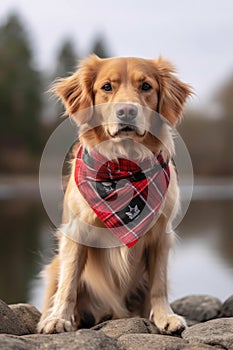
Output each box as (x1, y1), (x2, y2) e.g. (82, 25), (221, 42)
(52, 55), (101, 124)
(155, 57), (192, 126)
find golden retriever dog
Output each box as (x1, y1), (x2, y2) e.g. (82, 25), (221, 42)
(38, 55), (192, 335)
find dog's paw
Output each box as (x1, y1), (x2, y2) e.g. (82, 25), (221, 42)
(37, 317), (74, 334)
(151, 312), (186, 335)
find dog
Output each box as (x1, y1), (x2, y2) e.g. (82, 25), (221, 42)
(38, 55), (192, 335)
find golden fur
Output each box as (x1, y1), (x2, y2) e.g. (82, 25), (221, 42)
(38, 55), (192, 334)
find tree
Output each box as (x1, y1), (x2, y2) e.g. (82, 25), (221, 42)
(54, 39), (77, 78)
(216, 74), (233, 175)
(50, 39), (78, 119)
(90, 36), (109, 58)
(0, 14), (42, 154)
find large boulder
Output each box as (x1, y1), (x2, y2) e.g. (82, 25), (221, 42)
(171, 295), (222, 322)
(9, 303), (41, 334)
(117, 334), (186, 350)
(0, 330), (118, 350)
(0, 334), (32, 350)
(0, 300), (25, 335)
(221, 295), (233, 317)
(182, 317), (233, 349)
(92, 317), (159, 338)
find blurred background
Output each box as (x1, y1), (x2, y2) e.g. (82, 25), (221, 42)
(0, 0), (232, 310)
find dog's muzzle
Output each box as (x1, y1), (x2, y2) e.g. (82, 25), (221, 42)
(109, 103), (145, 138)
(116, 103), (138, 122)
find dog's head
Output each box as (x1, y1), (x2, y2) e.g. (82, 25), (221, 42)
(53, 55), (192, 153)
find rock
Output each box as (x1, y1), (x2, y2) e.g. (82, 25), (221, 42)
(0, 330), (118, 350)
(0, 334), (32, 350)
(171, 295), (222, 322)
(1, 295), (233, 349)
(118, 334), (187, 350)
(9, 303), (41, 334)
(92, 317), (159, 338)
(182, 345), (219, 350)
(0, 300), (26, 335)
(221, 295), (233, 317)
(182, 318), (233, 349)
(185, 319), (199, 327)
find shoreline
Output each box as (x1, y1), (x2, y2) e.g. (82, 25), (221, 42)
(0, 175), (233, 200)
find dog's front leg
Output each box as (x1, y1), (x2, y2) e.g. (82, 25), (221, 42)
(38, 236), (87, 334)
(148, 221), (186, 335)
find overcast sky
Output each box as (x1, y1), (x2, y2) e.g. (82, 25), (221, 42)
(1, 0), (233, 106)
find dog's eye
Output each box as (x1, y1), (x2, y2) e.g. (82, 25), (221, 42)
(101, 83), (112, 92)
(141, 82), (152, 91)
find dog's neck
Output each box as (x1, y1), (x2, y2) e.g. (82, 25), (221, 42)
(78, 123), (175, 163)
(94, 139), (154, 163)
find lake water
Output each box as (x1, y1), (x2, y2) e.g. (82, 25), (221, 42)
(0, 177), (232, 310)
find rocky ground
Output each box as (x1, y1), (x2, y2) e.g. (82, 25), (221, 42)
(0, 294), (233, 350)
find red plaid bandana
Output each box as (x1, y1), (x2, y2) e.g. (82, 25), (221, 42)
(74, 144), (170, 248)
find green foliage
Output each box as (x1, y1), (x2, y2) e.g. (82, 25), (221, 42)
(0, 14), (42, 154)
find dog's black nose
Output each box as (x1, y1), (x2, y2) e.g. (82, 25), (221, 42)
(116, 103), (138, 121)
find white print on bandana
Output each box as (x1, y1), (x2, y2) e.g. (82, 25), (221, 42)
(125, 205), (140, 220)
(102, 182), (115, 193)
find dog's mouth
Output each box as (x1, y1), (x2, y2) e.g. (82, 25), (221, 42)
(108, 124), (146, 138)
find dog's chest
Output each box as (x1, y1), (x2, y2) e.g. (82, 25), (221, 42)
(82, 244), (146, 294)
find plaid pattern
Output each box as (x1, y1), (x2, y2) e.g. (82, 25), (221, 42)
(75, 144), (170, 248)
